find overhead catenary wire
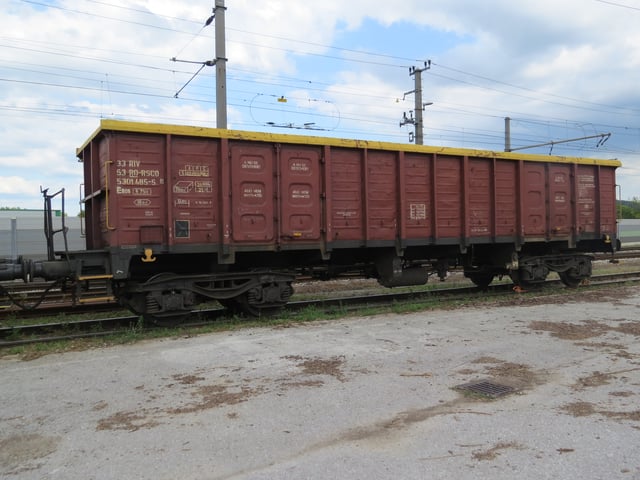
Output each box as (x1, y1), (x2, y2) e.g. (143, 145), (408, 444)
(594, 0), (640, 12)
(6, 4), (639, 117)
(430, 62), (640, 116)
(4, 1), (639, 155)
(3, 40), (636, 132)
(12, 0), (640, 116)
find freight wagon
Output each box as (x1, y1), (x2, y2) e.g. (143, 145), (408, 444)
(1, 120), (620, 322)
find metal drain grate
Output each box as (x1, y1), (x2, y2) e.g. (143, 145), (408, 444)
(455, 380), (516, 398)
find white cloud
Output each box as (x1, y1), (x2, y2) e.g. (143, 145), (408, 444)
(1, 0), (639, 201)
(0, 176), (41, 195)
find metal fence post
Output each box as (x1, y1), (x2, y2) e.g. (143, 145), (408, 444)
(11, 217), (17, 260)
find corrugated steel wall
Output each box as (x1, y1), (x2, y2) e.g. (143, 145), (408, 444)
(77, 123), (619, 257)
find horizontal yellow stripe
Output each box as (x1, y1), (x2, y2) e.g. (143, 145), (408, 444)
(77, 119), (622, 168)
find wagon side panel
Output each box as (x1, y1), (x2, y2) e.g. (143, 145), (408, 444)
(576, 165), (598, 236)
(229, 142), (275, 243)
(548, 164), (573, 237)
(365, 150), (398, 242)
(99, 132), (168, 248)
(597, 166), (617, 238)
(521, 162), (546, 237)
(466, 157), (492, 240)
(494, 160), (517, 239)
(327, 148), (364, 243)
(279, 145), (322, 243)
(168, 137), (218, 246)
(402, 152), (432, 240)
(434, 155), (462, 240)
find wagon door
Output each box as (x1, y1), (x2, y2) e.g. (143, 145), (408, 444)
(279, 145), (321, 242)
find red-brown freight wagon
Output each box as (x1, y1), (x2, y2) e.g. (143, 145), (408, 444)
(4, 119), (620, 321)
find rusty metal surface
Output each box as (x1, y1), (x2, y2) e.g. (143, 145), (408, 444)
(77, 122), (618, 255)
(455, 380), (516, 398)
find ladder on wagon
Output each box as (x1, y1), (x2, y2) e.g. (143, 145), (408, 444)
(41, 187), (116, 306)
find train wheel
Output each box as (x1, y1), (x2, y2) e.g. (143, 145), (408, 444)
(508, 270), (536, 290)
(117, 293), (146, 317)
(467, 273), (495, 289)
(558, 256), (591, 288)
(218, 298), (239, 313)
(219, 297), (269, 316)
(223, 294), (285, 317)
(558, 270), (583, 288)
(222, 281), (293, 317)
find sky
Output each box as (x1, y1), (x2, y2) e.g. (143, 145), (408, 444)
(1, 0), (639, 212)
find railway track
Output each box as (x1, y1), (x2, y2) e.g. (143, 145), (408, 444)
(0, 280), (115, 317)
(2, 270), (639, 349)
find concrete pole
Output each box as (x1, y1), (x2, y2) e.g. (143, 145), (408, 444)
(505, 117), (511, 152)
(406, 61), (430, 145)
(414, 69), (424, 145)
(215, 0), (227, 129)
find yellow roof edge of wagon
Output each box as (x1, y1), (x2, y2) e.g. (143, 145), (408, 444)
(78, 119), (622, 168)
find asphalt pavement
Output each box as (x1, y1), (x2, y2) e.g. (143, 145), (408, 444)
(1, 286), (640, 479)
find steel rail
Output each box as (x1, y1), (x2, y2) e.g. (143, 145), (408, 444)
(2, 270), (639, 349)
